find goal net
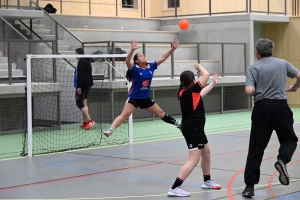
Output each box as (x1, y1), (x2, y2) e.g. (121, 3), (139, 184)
(21, 54), (131, 157)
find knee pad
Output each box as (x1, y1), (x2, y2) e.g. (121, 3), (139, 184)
(76, 98), (84, 109)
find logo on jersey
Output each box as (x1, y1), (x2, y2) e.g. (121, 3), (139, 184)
(189, 144), (193, 148)
(142, 80), (150, 87)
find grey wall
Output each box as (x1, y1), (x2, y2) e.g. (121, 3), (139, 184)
(159, 14), (289, 71)
(0, 11), (291, 135)
(160, 16), (252, 70)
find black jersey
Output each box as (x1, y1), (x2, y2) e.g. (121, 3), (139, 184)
(179, 81), (205, 130)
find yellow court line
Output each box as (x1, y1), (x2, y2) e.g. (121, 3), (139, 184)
(2, 179), (300, 200)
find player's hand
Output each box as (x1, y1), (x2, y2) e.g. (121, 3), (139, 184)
(131, 40), (139, 50)
(213, 72), (220, 84)
(77, 88), (82, 95)
(286, 85), (298, 92)
(171, 39), (180, 50)
(194, 63), (202, 72)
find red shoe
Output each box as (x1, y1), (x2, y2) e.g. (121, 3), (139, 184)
(80, 122), (86, 128)
(85, 120), (95, 130)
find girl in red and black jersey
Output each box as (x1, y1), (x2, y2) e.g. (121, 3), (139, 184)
(167, 63), (221, 197)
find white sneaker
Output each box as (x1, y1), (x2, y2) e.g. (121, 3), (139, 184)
(201, 179), (222, 189)
(167, 186), (190, 197)
(103, 126), (115, 137)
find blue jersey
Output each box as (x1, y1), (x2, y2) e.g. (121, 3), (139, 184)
(74, 67), (78, 88)
(128, 61), (157, 98)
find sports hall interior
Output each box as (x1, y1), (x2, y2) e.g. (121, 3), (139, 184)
(0, 0), (300, 199)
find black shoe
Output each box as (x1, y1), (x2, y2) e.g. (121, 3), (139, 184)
(242, 185), (254, 198)
(275, 159), (290, 185)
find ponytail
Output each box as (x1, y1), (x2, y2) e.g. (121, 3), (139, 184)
(178, 83), (184, 101)
(178, 70), (195, 100)
(126, 70), (132, 82)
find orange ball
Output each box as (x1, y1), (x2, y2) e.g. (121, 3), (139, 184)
(178, 19), (189, 30)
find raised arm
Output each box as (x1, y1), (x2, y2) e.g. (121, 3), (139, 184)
(194, 63), (210, 87)
(200, 72), (220, 97)
(125, 40), (139, 70)
(286, 71), (300, 92)
(156, 39), (179, 66)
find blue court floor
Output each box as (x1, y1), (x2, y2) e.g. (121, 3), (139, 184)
(0, 122), (299, 200)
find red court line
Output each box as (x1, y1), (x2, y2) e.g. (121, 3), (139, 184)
(227, 168), (245, 200)
(0, 146), (253, 192)
(268, 158), (300, 199)
(0, 143), (286, 193)
(0, 161), (171, 191)
(227, 156), (276, 200)
(211, 143), (280, 157)
(227, 152), (300, 200)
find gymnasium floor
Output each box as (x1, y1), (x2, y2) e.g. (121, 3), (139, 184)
(0, 110), (300, 200)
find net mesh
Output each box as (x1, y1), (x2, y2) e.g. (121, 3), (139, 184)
(21, 55), (129, 156)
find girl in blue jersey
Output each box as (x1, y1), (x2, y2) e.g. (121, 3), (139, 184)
(103, 39), (181, 137)
(167, 63), (221, 197)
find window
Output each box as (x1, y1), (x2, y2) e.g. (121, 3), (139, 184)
(122, 0), (134, 8)
(168, 0), (180, 8)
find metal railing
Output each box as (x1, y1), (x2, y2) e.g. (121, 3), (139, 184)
(0, 0), (288, 18)
(0, 39), (57, 84)
(250, 0), (287, 15)
(170, 0), (287, 18)
(0, 40), (247, 83)
(82, 40), (247, 80)
(0, 0), (39, 9)
(29, 0), (83, 49)
(0, 0), (247, 83)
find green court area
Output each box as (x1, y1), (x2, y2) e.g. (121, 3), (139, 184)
(1, 108), (300, 160)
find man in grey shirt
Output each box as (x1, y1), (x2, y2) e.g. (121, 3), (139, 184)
(242, 38), (300, 197)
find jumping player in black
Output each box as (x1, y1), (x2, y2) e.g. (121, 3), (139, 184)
(167, 63), (221, 197)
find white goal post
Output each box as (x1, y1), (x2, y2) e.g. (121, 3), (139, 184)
(25, 54), (133, 157)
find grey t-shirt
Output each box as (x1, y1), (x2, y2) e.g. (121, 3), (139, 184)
(246, 57), (299, 102)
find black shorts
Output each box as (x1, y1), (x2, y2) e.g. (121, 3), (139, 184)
(127, 97), (155, 109)
(182, 118), (208, 151)
(75, 87), (90, 99)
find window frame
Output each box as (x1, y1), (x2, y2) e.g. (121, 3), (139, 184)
(168, 0), (180, 8)
(122, 0), (137, 9)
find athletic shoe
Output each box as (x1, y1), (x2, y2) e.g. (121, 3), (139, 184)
(85, 120), (95, 130)
(167, 186), (190, 197)
(275, 159), (290, 185)
(242, 185), (254, 197)
(201, 179), (222, 189)
(80, 122), (86, 128)
(103, 126), (115, 137)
